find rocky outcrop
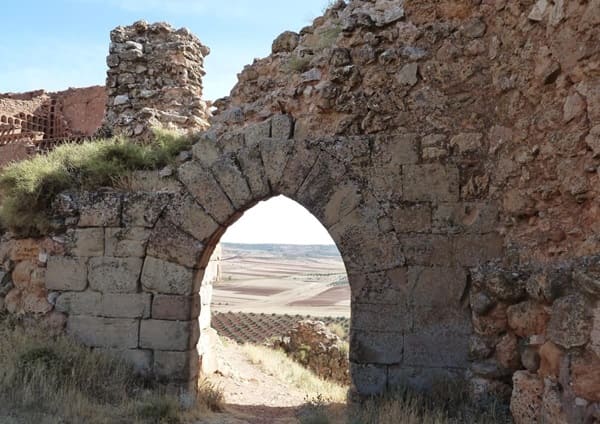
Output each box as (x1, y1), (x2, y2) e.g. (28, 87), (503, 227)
(102, 21), (211, 140)
(273, 320), (349, 385)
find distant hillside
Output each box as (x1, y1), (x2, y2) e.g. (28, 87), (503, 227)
(222, 242), (342, 259)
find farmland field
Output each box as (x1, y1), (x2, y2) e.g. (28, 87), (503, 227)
(212, 243), (351, 318)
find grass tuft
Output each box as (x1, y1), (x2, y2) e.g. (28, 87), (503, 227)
(0, 129), (193, 236)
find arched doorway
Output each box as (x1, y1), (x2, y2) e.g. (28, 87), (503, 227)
(197, 195), (351, 408)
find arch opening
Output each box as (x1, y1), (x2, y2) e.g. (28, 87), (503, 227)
(196, 195), (351, 408)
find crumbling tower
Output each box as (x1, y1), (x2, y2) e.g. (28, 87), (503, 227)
(103, 21), (212, 140)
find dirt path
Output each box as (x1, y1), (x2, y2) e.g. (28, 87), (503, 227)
(198, 341), (308, 424)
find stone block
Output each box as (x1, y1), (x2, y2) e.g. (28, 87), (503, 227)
(403, 323), (470, 369)
(122, 192), (171, 227)
(450, 132), (483, 154)
(402, 164), (459, 202)
(140, 319), (200, 351)
(177, 161), (235, 224)
(277, 140), (319, 198)
(67, 315), (139, 348)
(388, 366), (466, 393)
(352, 303), (412, 332)
(165, 195), (220, 243)
(154, 349), (200, 381)
(260, 138), (294, 190)
(321, 181), (362, 229)
(98, 348), (153, 375)
(152, 294), (201, 320)
(270, 114), (293, 139)
(105, 227), (150, 258)
(141, 256), (195, 295)
(571, 351), (600, 402)
(147, 219), (203, 268)
(191, 132), (222, 167)
(69, 228), (104, 257)
(453, 233), (503, 266)
(235, 146), (271, 199)
(88, 257), (143, 293)
(56, 291), (151, 318)
(244, 120), (271, 146)
(210, 156), (253, 210)
(350, 268), (409, 304)
(46, 256), (88, 291)
(408, 266), (468, 308)
(391, 204), (432, 234)
(432, 202), (498, 234)
(400, 234), (453, 266)
(350, 363), (387, 397)
(350, 330), (403, 364)
(295, 155), (346, 222)
(78, 191), (122, 227)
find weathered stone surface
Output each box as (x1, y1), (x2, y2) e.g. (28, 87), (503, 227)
(507, 301), (550, 337)
(88, 257), (142, 293)
(177, 161), (235, 224)
(152, 294), (200, 320)
(472, 303), (508, 337)
(46, 256), (88, 291)
(453, 233), (503, 267)
(147, 220), (203, 268)
(105, 227), (150, 258)
(141, 257), (195, 295)
(432, 202), (498, 234)
(260, 138), (294, 190)
(541, 380), (568, 424)
(495, 333), (521, 370)
(78, 191), (122, 227)
(402, 164), (459, 202)
(539, 341), (563, 379)
(122, 192), (171, 228)
(139, 320), (199, 351)
(210, 156), (253, 210)
(571, 352), (600, 401)
(350, 330), (402, 364)
(350, 363), (387, 397)
(272, 31), (299, 54)
(450, 132), (483, 154)
(591, 307), (600, 357)
(154, 350), (199, 381)
(68, 228), (104, 257)
(67, 316), (138, 349)
(392, 204), (431, 233)
(56, 291), (151, 318)
(547, 295), (592, 349)
(510, 371), (544, 424)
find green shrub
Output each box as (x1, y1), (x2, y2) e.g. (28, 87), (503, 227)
(0, 129), (193, 236)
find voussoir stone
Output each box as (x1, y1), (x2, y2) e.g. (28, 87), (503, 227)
(141, 256), (195, 295)
(146, 219), (203, 268)
(88, 257), (143, 293)
(46, 256), (88, 291)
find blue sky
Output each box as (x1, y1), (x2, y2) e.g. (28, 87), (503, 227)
(1, 0), (336, 245)
(0, 0), (328, 100)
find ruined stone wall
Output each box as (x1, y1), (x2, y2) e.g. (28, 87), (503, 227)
(0, 87), (107, 165)
(102, 21), (211, 140)
(1, 0), (599, 421)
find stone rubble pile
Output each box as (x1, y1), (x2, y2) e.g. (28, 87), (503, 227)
(273, 320), (350, 385)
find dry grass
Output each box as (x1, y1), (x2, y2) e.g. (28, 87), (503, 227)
(241, 343), (348, 403)
(0, 315), (222, 423)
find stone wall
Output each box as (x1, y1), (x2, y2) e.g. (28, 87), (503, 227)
(102, 21), (211, 140)
(1, 0), (600, 420)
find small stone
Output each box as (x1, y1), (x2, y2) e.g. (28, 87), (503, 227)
(496, 333), (521, 370)
(450, 132), (483, 154)
(564, 92), (586, 123)
(463, 18), (487, 39)
(301, 68), (321, 82)
(571, 352), (600, 402)
(397, 63), (418, 86)
(528, 0), (549, 21)
(539, 341), (563, 378)
(521, 347), (541, 372)
(113, 95), (129, 106)
(272, 31), (299, 54)
(470, 291), (496, 315)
